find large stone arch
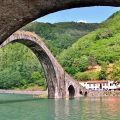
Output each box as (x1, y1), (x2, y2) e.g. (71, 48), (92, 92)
(0, 31), (66, 98)
(0, 31), (86, 99)
(0, 1), (120, 43)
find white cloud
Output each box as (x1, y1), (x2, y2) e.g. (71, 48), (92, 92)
(77, 20), (87, 23)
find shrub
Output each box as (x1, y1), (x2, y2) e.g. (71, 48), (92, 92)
(98, 62), (107, 80)
(96, 29), (113, 40)
(75, 71), (99, 81)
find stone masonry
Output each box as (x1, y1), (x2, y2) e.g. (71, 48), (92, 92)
(0, 0), (120, 44)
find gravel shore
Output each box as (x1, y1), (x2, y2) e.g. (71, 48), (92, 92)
(0, 89), (48, 95)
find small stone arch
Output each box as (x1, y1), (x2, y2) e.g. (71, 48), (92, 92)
(84, 91), (88, 96)
(79, 90), (83, 95)
(68, 85), (75, 98)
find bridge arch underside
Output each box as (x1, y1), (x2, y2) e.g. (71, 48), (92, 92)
(4, 38), (58, 98)
(0, 1), (120, 43)
(68, 85), (75, 98)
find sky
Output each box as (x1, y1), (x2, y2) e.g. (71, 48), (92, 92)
(36, 6), (120, 23)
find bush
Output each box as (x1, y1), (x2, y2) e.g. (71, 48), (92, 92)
(96, 29), (113, 40)
(31, 71), (46, 86)
(98, 62), (107, 80)
(112, 60), (120, 82)
(75, 71), (99, 81)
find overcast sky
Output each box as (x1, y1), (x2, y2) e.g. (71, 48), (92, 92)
(36, 6), (120, 23)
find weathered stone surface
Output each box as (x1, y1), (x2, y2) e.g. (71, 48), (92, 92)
(0, 31), (85, 98)
(0, 0), (120, 43)
(65, 73), (87, 98)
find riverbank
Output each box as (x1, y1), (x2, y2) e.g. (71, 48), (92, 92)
(1, 89), (120, 98)
(0, 89), (48, 96)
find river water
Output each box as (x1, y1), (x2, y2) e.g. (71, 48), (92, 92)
(0, 94), (120, 120)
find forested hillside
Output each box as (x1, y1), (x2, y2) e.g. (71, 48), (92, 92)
(0, 22), (98, 89)
(58, 11), (120, 82)
(0, 43), (46, 90)
(22, 22), (98, 55)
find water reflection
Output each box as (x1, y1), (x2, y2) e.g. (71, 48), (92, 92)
(54, 99), (81, 120)
(0, 94), (120, 120)
(103, 97), (120, 118)
(54, 97), (120, 120)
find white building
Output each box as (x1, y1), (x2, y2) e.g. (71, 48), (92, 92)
(79, 80), (120, 91)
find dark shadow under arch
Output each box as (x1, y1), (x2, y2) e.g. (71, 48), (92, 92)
(68, 85), (75, 98)
(84, 91), (87, 96)
(80, 90), (83, 95)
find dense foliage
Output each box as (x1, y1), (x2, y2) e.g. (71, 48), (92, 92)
(75, 71), (99, 81)
(23, 22), (98, 55)
(112, 60), (120, 82)
(0, 43), (46, 90)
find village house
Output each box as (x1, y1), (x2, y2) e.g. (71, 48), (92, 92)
(79, 80), (120, 91)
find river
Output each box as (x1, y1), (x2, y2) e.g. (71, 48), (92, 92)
(0, 94), (120, 120)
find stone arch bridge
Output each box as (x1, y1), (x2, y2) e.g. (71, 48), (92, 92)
(0, 0), (118, 98)
(0, 31), (86, 98)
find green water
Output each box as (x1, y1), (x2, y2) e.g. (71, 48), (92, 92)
(0, 94), (120, 120)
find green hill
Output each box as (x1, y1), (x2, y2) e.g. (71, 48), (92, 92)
(22, 22), (98, 55)
(58, 11), (120, 81)
(0, 22), (98, 89)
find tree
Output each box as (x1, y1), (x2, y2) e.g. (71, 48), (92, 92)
(31, 71), (45, 86)
(88, 54), (97, 67)
(112, 60), (120, 82)
(99, 62), (107, 80)
(78, 56), (89, 72)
